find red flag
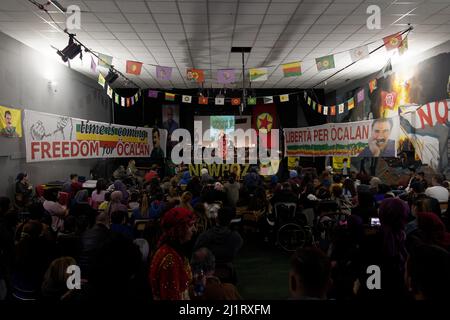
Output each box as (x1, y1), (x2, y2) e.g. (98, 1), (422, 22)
(252, 104), (277, 149)
(187, 68), (205, 83)
(231, 98), (241, 106)
(126, 60), (143, 75)
(383, 33), (402, 51)
(381, 91), (398, 109)
(198, 96), (208, 105)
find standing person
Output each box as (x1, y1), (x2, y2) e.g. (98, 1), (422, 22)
(224, 173), (240, 208)
(149, 207), (196, 300)
(15, 173), (33, 208)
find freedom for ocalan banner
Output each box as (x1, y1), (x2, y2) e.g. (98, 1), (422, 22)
(24, 110), (167, 162)
(284, 116), (400, 157)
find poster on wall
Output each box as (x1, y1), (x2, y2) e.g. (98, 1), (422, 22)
(24, 109), (167, 163)
(284, 116), (400, 158)
(400, 99), (450, 171)
(162, 104), (179, 139)
(0, 105), (22, 138)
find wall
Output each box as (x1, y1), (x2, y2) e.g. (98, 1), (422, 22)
(0, 31), (111, 197)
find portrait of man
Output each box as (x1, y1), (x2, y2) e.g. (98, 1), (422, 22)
(162, 105), (179, 136)
(150, 127), (165, 164)
(359, 118), (396, 157)
(0, 110), (18, 137)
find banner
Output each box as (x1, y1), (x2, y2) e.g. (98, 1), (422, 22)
(284, 117), (400, 157)
(0, 105), (22, 138)
(332, 156), (351, 170)
(24, 110), (167, 163)
(399, 99), (450, 171)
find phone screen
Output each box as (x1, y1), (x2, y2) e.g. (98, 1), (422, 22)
(370, 218), (381, 226)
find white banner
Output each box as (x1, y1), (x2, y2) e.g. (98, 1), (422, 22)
(24, 110), (167, 163)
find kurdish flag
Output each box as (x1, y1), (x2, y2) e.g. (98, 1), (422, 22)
(249, 68), (268, 82)
(282, 61), (302, 77)
(165, 92), (176, 101)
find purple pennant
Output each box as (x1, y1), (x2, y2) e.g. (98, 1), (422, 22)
(156, 66), (172, 80)
(131, 96), (135, 105)
(217, 69), (235, 84)
(148, 90), (158, 98)
(357, 88), (365, 103)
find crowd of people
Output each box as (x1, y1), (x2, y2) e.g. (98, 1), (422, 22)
(1, 159), (450, 301)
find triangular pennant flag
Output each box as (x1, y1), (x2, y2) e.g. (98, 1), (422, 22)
(148, 90), (158, 98)
(279, 94), (289, 102)
(114, 93), (120, 105)
(106, 85), (113, 98)
(90, 56), (97, 73)
(369, 79), (377, 93)
(383, 32), (402, 51)
(338, 103), (345, 114)
(215, 97), (225, 105)
(357, 88), (365, 103)
(249, 68), (268, 82)
(349, 45), (369, 62)
(312, 101), (316, 110)
(398, 36), (408, 56)
(98, 53), (112, 68)
(282, 62), (302, 77)
(187, 68), (205, 83)
(198, 96), (208, 105)
(330, 105), (336, 116)
(165, 92), (176, 101)
(156, 66), (172, 80)
(307, 97), (312, 105)
(98, 73), (106, 88)
(182, 95), (192, 103)
(263, 96), (273, 104)
(134, 93), (139, 101)
(217, 69), (235, 84)
(126, 60), (143, 75)
(247, 97), (256, 105)
(317, 104), (322, 113)
(348, 97), (355, 110)
(323, 106), (328, 115)
(231, 98), (241, 106)
(316, 54), (335, 71)
(121, 97), (125, 107)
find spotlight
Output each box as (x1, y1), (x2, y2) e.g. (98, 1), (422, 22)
(105, 69), (119, 84)
(57, 35), (82, 62)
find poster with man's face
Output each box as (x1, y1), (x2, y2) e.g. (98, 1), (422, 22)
(162, 104), (179, 137)
(0, 105), (22, 138)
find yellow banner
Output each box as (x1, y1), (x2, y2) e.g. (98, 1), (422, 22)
(288, 157), (299, 170)
(0, 105), (22, 138)
(332, 156), (350, 170)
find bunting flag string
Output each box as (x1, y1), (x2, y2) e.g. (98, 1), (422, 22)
(97, 77), (142, 108)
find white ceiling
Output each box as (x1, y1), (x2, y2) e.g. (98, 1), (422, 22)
(1, 0), (449, 90)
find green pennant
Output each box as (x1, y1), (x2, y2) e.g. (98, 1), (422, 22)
(247, 96), (257, 105)
(114, 93), (120, 104)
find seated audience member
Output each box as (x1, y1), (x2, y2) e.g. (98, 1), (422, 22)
(406, 244), (450, 300)
(193, 203), (211, 235)
(351, 185), (377, 224)
(90, 179), (107, 210)
(150, 208), (196, 300)
(194, 207), (243, 266)
(270, 182), (298, 207)
(128, 192), (140, 211)
(416, 171), (428, 189)
(149, 193), (165, 219)
(200, 168), (213, 185)
(43, 189), (67, 232)
(190, 247), (242, 300)
(70, 190), (97, 224)
(105, 191), (128, 224)
(224, 173), (240, 208)
(405, 196), (440, 235)
(179, 191), (194, 212)
(288, 170), (302, 193)
(356, 198), (409, 299)
(408, 212), (450, 252)
(61, 174), (81, 199)
(187, 176), (202, 199)
(41, 256), (78, 301)
(98, 192), (111, 211)
(289, 247), (332, 300)
(178, 171), (191, 189)
(113, 180), (129, 203)
(110, 210), (133, 240)
(131, 193), (150, 223)
(425, 174), (449, 203)
(243, 167), (262, 195)
(342, 177), (356, 200)
(15, 172), (33, 208)
(12, 220), (56, 300)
